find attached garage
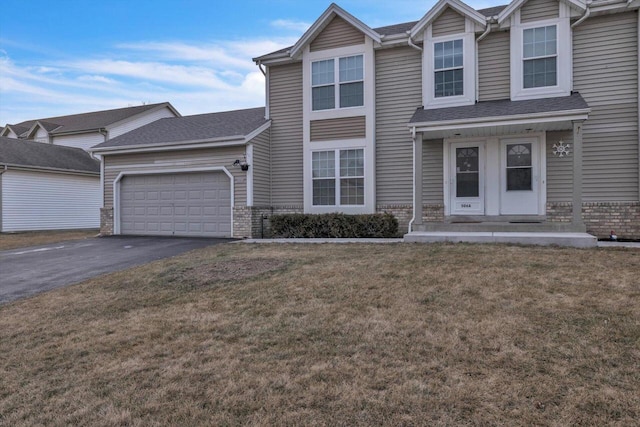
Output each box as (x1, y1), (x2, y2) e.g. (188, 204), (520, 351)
(93, 107), (271, 238)
(118, 171), (232, 237)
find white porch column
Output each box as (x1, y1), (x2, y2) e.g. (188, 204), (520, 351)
(572, 120), (584, 225)
(413, 132), (423, 227)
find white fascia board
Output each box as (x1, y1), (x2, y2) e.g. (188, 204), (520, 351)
(290, 3), (381, 59)
(243, 121), (272, 143)
(1, 163), (100, 177)
(410, 0), (487, 38)
(409, 109), (591, 132)
(93, 137), (247, 155)
(498, 0), (586, 24)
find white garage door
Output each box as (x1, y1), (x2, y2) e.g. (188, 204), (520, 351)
(119, 172), (232, 237)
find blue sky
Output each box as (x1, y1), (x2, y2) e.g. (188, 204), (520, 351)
(0, 0), (504, 125)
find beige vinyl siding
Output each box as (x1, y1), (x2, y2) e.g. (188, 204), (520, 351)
(310, 116), (366, 141)
(102, 146), (247, 209)
(310, 16), (365, 52)
(423, 139), (444, 204)
(546, 131), (573, 202)
(478, 30), (511, 101)
(520, 0), (559, 23)
(432, 7), (466, 37)
(250, 129), (271, 206)
(375, 46), (422, 205)
(573, 12), (639, 201)
(268, 62), (304, 205)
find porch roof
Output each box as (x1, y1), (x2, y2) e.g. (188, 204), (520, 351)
(408, 93), (590, 139)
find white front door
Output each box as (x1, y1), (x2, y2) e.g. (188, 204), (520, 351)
(450, 142), (484, 215)
(500, 138), (540, 215)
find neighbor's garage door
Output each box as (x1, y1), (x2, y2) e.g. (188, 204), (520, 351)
(119, 172), (231, 237)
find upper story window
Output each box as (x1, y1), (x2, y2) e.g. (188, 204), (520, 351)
(510, 14), (571, 101)
(523, 25), (557, 88)
(311, 54), (363, 111)
(434, 39), (463, 97)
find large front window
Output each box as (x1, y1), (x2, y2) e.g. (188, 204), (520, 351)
(312, 149), (364, 206)
(312, 55), (363, 111)
(523, 25), (557, 88)
(434, 39), (463, 98)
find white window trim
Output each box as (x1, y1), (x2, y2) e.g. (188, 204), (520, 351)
(311, 147), (365, 208)
(423, 21), (476, 109)
(304, 139), (374, 214)
(305, 44), (368, 121)
(310, 51), (365, 113)
(510, 8), (572, 101)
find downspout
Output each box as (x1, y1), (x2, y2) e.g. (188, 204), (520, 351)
(571, 2), (591, 28)
(406, 32), (423, 51)
(408, 126), (417, 233)
(476, 21), (493, 103)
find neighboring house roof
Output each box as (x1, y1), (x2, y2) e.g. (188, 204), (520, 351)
(409, 93), (590, 124)
(3, 102), (179, 137)
(1, 124), (29, 137)
(0, 136), (100, 174)
(254, 3), (509, 62)
(92, 107), (269, 151)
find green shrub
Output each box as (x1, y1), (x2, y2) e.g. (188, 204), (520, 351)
(269, 213), (398, 238)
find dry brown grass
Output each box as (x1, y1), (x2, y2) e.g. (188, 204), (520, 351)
(0, 229), (98, 251)
(1, 243), (639, 426)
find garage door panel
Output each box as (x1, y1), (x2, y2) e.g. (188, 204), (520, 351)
(120, 171), (231, 237)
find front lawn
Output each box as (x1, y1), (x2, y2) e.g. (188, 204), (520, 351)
(1, 243), (638, 425)
(0, 229), (98, 251)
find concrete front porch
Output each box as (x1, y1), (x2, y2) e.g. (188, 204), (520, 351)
(405, 216), (597, 247)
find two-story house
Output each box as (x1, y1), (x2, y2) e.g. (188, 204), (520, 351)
(95, 0), (639, 244)
(252, 0), (639, 243)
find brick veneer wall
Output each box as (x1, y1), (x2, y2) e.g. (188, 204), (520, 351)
(100, 208), (114, 235)
(582, 202), (640, 239)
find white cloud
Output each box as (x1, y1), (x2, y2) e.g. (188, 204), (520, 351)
(270, 19), (310, 33)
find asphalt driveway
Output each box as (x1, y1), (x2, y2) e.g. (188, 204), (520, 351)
(0, 236), (230, 304)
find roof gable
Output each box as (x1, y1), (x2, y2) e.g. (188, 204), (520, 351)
(290, 3), (380, 58)
(410, 0), (487, 38)
(497, 0), (586, 24)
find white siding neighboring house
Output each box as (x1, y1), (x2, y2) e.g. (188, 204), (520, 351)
(1, 102), (180, 152)
(0, 137), (101, 232)
(0, 103), (180, 232)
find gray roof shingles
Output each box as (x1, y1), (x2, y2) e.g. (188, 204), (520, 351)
(7, 102), (173, 136)
(409, 93), (590, 124)
(93, 107), (268, 149)
(255, 4), (508, 60)
(0, 136), (100, 173)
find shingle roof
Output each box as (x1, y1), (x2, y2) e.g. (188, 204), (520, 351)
(409, 93), (590, 124)
(255, 4), (508, 60)
(92, 107), (268, 150)
(8, 102), (175, 136)
(373, 21), (418, 36)
(0, 136), (100, 174)
(477, 5), (508, 17)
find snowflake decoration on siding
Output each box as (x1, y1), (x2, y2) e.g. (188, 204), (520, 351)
(552, 140), (571, 157)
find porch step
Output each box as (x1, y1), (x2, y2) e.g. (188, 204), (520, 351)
(414, 221), (585, 233)
(404, 231), (597, 248)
